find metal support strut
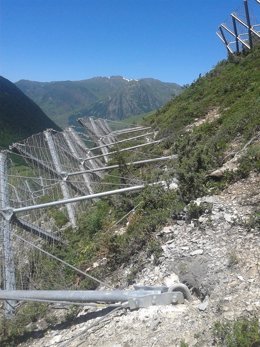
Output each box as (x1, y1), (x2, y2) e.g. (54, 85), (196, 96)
(44, 130), (76, 227)
(0, 151), (16, 318)
(0, 283), (191, 310)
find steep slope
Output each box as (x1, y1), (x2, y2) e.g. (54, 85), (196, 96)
(16, 76), (182, 127)
(0, 76), (60, 148)
(16, 173), (259, 347)
(149, 47), (260, 201)
(150, 48), (260, 138)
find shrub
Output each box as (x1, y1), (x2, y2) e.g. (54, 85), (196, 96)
(237, 144), (260, 178)
(214, 317), (260, 347)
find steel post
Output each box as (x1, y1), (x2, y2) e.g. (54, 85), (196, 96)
(67, 127), (103, 173)
(97, 118), (116, 143)
(98, 139), (109, 163)
(217, 29), (233, 54)
(102, 119), (114, 134)
(89, 117), (103, 138)
(13, 217), (63, 244)
(25, 180), (36, 204)
(44, 131), (76, 227)
(0, 151), (16, 318)
(221, 24), (251, 49)
(89, 118), (110, 162)
(244, 0), (253, 49)
(63, 131), (94, 194)
(232, 15), (240, 53)
(231, 13), (260, 38)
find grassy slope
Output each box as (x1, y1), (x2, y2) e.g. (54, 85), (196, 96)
(150, 48), (260, 137)
(148, 47), (260, 200)
(120, 111), (154, 125)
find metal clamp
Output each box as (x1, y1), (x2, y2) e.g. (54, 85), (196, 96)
(128, 291), (184, 310)
(0, 208), (14, 221)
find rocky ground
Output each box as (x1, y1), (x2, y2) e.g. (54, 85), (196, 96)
(19, 173), (260, 347)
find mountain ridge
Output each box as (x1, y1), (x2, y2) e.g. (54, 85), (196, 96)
(0, 76), (61, 148)
(16, 76), (182, 127)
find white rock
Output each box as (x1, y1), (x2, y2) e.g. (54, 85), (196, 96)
(224, 213), (233, 223)
(163, 273), (179, 287)
(198, 298), (209, 311)
(160, 226), (174, 234)
(198, 216), (208, 223)
(190, 249), (204, 256)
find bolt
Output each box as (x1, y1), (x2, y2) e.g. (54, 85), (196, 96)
(152, 295), (157, 305)
(134, 299), (139, 308)
(172, 294), (178, 305)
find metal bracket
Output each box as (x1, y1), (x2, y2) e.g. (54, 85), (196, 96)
(60, 172), (68, 181)
(134, 285), (168, 292)
(0, 208), (14, 221)
(128, 291), (184, 310)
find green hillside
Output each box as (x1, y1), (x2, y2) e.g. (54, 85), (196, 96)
(16, 77), (182, 127)
(0, 76), (61, 148)
(148, 47), (260, 200)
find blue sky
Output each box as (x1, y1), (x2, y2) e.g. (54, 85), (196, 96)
(1, 0), (259, 85)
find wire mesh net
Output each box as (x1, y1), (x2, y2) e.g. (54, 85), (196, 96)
(0, 117), (170, 323)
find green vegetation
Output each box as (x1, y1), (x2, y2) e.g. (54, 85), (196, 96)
(120, 110), (154, 126)
(148, 47), (260, 200)
(0, 76), (60, 148)
(227, 251), (240, 268)
(48, 208), (69, 228)
(237, 143), (260, 178)
(0, 303), (49, 347)
(0, 302), (80, 347)
(185, 201), (212, 222)
(39, 186), (183, 289)
(244, 210), (260, 231)
(214, 317), (260, 347)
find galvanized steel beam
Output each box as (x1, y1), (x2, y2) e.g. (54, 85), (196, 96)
(0, 151), (16, 318)
(12, 182), (164, 214)
(83, 140), (162, 163)
(44, 131), (76, 227)
(221, 23), (251, 49)
(67, 155), (177, 177)
(13, 217), (63, 244)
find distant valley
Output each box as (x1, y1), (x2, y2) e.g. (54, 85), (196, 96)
(16, 76), (182, 127)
